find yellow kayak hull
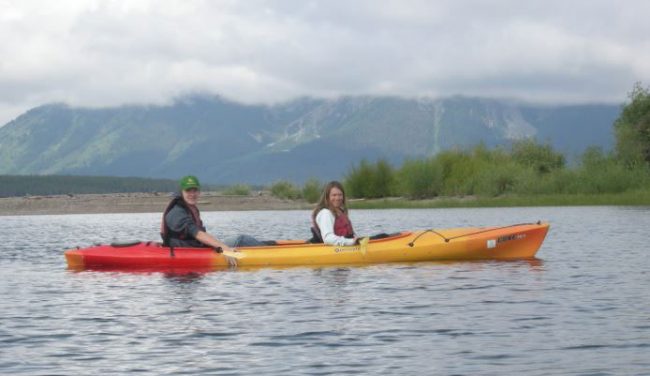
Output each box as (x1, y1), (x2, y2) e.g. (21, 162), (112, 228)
(224, 222), (549, 267)
(65, 222), (549, 271)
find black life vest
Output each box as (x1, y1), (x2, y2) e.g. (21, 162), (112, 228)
(160, 195), (206, 246)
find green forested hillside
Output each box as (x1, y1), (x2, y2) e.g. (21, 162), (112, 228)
(339, 86), (650, 204)
(0, 95), (620, 184)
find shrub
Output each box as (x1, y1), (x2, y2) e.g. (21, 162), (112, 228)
(270, 180), (302, 200)
(437, 149), (478, 196)
(576, 161), (648, 194)
(343, 139), (650, 200)
(398, 158), (443, 198)
(472, 162), (522, 197)
(302, 178), (322, 203)
(345, 159), (395, 198)
(512, 139), (565, 174)
(345, 159), (373, 198)
(222, 184), (251, 196)
(513, 168), (569, 194)
(614, 82), (650, 168)
(371, 159), (395, 198)
(434, 146), (511, 196)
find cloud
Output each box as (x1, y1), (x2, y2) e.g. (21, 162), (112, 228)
(1, 0), (649, 125)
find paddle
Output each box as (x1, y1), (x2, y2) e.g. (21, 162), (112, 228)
(358, 237), (369, 257)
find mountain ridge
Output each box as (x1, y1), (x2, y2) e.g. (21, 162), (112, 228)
(0, 95), (621, 184)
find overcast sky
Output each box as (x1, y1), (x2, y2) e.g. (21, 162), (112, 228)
(1, 0), (649, 125)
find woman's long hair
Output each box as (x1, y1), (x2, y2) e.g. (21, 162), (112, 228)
(311, 181), (348, 223)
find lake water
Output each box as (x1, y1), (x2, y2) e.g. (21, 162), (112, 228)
(1, 207), (649, 375)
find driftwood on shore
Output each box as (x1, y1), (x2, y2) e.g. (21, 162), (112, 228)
(0, 191), (311, 216)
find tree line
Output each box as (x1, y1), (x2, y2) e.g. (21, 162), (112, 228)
(0, 175), (180, 197)
(340, 83), (650, 200)
(273, 83), (650, 202)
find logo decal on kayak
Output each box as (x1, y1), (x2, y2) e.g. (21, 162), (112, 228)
(487, 233), (526, 249)
(497, 233), (527, 243)
(334, 246), (360, 253)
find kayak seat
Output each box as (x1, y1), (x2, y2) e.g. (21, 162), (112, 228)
(308, 227), (324, 244)
(372, 232), (402, 240)
(111, 240), (142, 247)
(308, 229), (399, 243)
(369, 233), (390, 240)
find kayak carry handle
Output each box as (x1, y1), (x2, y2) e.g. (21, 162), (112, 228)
(409, 221), (546, 247)
(408, 229), (450, 247)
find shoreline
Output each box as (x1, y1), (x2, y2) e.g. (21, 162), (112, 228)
(0, 191), (311, 216)
(2, 190), (649, 216)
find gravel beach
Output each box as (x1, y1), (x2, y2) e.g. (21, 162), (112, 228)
(0, 191), (311, 216)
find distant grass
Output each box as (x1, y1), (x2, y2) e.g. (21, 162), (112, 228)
(221, 184), (251, 196)
(348, 190), (650, 209)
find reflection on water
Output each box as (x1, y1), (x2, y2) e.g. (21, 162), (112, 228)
(162, 271), (210, 284)
(1, 206), (650, 375)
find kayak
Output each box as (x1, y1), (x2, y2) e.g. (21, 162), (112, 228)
(65, 222), (549, 271)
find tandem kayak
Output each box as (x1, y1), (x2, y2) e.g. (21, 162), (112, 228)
(64, 222), (550, 271)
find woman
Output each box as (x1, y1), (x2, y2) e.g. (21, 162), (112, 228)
(161, 175), (236, 252)
(311, 181), (358, 246)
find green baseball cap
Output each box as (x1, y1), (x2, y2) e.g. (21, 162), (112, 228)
(179, 175), (201, 190)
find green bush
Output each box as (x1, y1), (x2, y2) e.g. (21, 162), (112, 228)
(514, 169), (575, 195)
(222, 184), (251, 196)
(434, 146), (512, 196)
(302, 178), (322, 203)
(345, 159), (373, 198)
(345, 159), (395, 198)
(614, 82), (650, 168)
(372, 159), (395, 198)
(270, 180), (302, 200)
(338, 126), (650, 200)
(438, 149), (479, 196)
(471, 162), (522, 197)
(398, 158), (443, 198)
(511, 139), (565, 173)
(576, 162), (647, 194)
(580, 146), (611, 170)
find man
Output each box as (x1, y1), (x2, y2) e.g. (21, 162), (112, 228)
(161, 175), (235, 253)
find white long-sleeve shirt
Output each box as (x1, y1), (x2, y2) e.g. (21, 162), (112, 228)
(315, 208), (356, 246)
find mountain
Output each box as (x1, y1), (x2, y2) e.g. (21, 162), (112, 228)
(0, 95), (621, 184)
